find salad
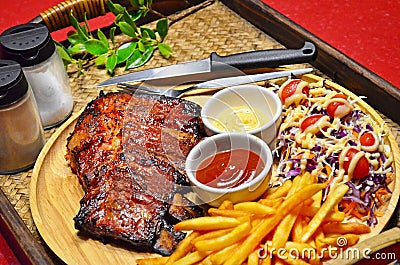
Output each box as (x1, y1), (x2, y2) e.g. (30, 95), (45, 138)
(269, 77), (394, 226)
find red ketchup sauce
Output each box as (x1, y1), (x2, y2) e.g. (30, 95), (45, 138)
(196, 149), (265, 189)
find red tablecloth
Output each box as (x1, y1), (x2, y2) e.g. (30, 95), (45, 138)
(0, 232), (20, 265)
(262, 0), (400, 89)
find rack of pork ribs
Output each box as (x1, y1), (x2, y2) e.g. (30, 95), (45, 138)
(66, 91), (205, 255)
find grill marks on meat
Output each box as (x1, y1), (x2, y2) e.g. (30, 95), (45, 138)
(66, 92), (204, 255)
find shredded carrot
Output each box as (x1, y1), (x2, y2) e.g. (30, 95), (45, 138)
(292, 153), (306, 159)
(375, 188), (389, 205)
(351, 208), (366, 219)
(284, 147), (290, 160)
(325, 165), (332, 177)
(360, 189), (367, 198)
(352, 130), (359, 138)
(341, 201), (349, 210)
(342, 201), (358, 216)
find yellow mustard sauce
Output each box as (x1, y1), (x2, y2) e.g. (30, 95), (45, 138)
(212, 106), (270, 132)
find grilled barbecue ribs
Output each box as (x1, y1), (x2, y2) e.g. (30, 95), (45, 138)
(66, 91), (204, 255)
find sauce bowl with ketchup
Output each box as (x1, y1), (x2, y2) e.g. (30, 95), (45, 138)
(185, 132), (272, 207)
(201, 84), (282, 148)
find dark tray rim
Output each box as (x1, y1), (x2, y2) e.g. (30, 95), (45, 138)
(1, 0), (399, 264)
(0, 189), (58, 265)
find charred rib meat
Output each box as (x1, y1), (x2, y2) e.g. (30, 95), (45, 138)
(66, 92), (204, 255)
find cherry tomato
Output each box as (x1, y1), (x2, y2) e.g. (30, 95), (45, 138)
(327, 94), (351, 118)
(341, 148), (370, 179)
(280, 79), (309, 105)
(300, 114), (323, 132)
(360, 131), (375, 147)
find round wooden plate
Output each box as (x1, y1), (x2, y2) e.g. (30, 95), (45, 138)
(30, 74), (400, 265)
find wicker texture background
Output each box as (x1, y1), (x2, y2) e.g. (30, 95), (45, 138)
(1, 0), (399, 243)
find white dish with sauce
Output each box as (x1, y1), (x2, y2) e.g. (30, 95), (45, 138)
(185, 132), (272, 207)
(201, 84), (282, 147)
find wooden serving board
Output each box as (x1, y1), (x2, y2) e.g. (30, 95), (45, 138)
(29, 74), (400, 264)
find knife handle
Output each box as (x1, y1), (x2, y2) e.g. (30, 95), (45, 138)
(210, 41), (316, 70)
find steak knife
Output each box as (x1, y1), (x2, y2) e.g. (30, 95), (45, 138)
(119, 68), (314, 98)
(95, 41), (316, 87)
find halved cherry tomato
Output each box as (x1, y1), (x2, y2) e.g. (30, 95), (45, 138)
(280, 79), (309, 104)
(300, 114), (323, 132)
(360, 131), (375, 147)
(327, 94), (350, 118)
(341, 148), (370, 179)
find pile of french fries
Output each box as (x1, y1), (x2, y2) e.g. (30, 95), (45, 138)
(137, 172), (371, 265)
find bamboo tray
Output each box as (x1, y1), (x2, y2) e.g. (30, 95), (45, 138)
(29, 74), (400, 264)
(1, 0), (400, 264)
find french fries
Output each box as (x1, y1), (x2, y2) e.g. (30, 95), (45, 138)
(225, 182), (327, 265)
(136, 256), (169, 265)
(194, 221), (251, 252)
(263, 179), (292, 199)
(322, 222), (371, 235)
(174, 216), (241, 231)
(300, 184), (349, 243)
(140, 173), (372, 265)
(234, 202), (276, 215)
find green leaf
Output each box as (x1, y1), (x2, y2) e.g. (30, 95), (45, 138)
(157, 43), (173, 58)
(126, 46), (154, 69)
(141, 30), (150, 40)
(67, 32), (83, 45)
(126, 49), (141, 69)
(106, 53), (117, 74)
(55, 42), (72, 63)
(69, 11), (80, 31)
(84, 39), (108, 55)
(122, 8), (136, 29)
(69, 11), (89, 41)
(137, 40), (146, 52)
(115, 13), (124, 24)
(110, 27), (116, 46)
(95, 53), (108, 66)
(156, 18), (168, 40)
(97, 29), (109, 48)
(116, 42), (137, 64)
(138, 0), (144, 5)
(141, 27), (156, 40)
(129, 10), (143, 21)
(118, 22), (137, 38)
(107, 0), (124, 15)
(83, 12), (92, 37)
(67, 43), (86, 55)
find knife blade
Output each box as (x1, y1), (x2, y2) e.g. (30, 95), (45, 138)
(189, 67), (314, 90)
(95, 41), (316, 87)
(120, 68), (314, 98)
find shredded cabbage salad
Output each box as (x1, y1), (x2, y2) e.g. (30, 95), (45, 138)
(269, 78), (394, 226)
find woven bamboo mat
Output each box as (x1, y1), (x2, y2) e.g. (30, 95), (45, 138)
(1, 0), (399, 243)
